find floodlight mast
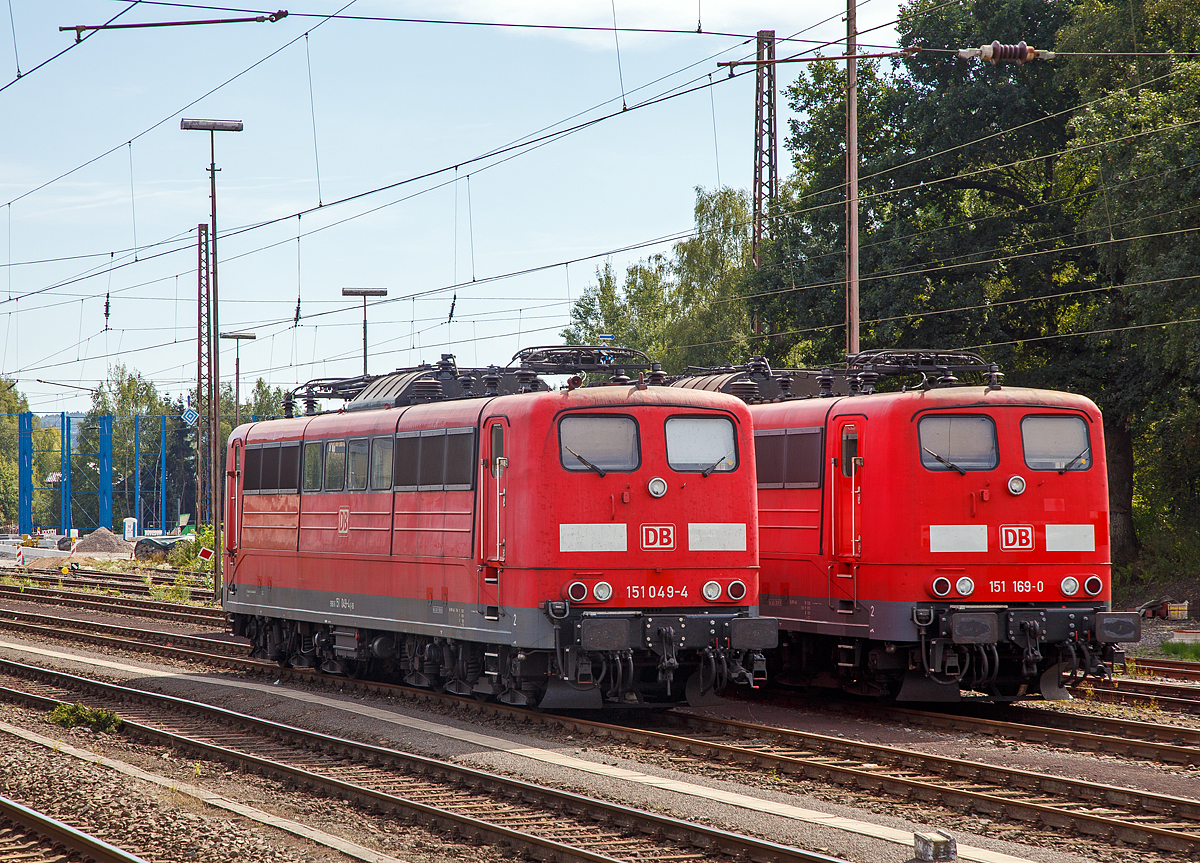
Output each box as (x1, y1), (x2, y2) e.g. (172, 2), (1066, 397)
(219, 332), (256, 428)
(342, 288), (388, 375)
(182, 117), (243, 604)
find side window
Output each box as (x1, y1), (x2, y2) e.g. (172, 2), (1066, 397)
(324, 440), (346, 490)
(559, 415), (639, 472)
(419, 431), (447, 488)
(302, 442), (322, 491)
(445, 429), (476, 488)
(757, 427), (825, 488)
(840, 425), (859, 477)
(1022, 415), (1091, 471)
(786, 429), (823, 486)
(665, 416), (738, 473)
(370, 437), (393, 490)
(243, 446), (263, 493)
(346, 438), (369, 490)
(279, 444), (300, 493)
(260, 445), (281, 491)
(918, 415), (998, 471)
(394, 432), (421, 489)
(490, 424), (505, 478)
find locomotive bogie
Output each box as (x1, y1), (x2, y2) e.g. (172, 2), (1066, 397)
(225, 380), (777, 708)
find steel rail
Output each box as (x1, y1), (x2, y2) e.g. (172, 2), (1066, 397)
(0, 792), (151, 863)
(735, 691), (1200, 763)
(578, 715), (1200, 853)
(5, 606), (1200, 768)
(0, 615), (242, 658)
(1125, 657), (1200, 683)
(13, 565), (185, 589)
(3, 612), (1198, 855)
(1078, 678), (1200, 714)
(0, 584), (222, 625)
(0, 659), (846, 863)
(12, 571), (159, 596)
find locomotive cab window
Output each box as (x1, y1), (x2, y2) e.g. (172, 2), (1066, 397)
(559, 415), (639, 473)
(324, 440), (346, 490)
(665, 416), (737, 473)
(1022, 415), (1091, 471)
(302, 442), (322, 491)
(918, 415), (998, 471)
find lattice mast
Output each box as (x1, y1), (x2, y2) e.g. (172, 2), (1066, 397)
(751, 30), (777, 269)
(196, 224), (211, 527)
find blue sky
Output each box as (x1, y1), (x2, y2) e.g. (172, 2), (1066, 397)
(2, 1), (902, 413)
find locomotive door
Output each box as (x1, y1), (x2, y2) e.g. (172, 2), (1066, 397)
(481, 419), (509, 616)
(830, 418), (863, 609)
(227, 439), (242, 567)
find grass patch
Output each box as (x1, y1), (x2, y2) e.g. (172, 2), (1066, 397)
(47, 702), (123, 733)
(148, 571), (194, 604)
(1161, 641), (1200, 661)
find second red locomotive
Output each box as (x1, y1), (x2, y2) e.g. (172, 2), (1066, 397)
(674, 350), (1141, 702)
(223, 348), (777, 709)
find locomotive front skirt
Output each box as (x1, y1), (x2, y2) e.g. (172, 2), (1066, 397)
(223, 378), (777, 709)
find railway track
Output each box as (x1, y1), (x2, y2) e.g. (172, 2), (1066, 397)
(7, 606), (1200, 766)
(4, 614), (1200, 854)
(0, 584), (222, 626)
(1127, 657), (1200, 683)
(0, 658), (843, 863)
(0, 792), (149, 863)
(1074, 677), (1200, 715)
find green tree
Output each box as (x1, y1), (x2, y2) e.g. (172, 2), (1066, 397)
(562, 187), (753, 373)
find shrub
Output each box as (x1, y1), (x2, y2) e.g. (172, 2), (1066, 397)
(47, 702), (122, 733)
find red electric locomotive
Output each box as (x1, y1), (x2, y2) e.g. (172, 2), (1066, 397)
(223, 348), (777, 709)
(673, 350), (1141, 702)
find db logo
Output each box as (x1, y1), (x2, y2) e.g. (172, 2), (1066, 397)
(1000, 524), (1034, 551)
(641, 524), (675, 550)
(337, 507), (351, 535)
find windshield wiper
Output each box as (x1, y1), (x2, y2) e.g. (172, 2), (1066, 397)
(701, 449), (735, 477)
(1059, 448), (1089, 474)
(923, 446), (966, 475)
(565, 446), (606, 477)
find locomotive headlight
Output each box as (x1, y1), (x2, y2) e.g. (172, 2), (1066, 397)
(1007, 475), (1026, 495)
(931, 577), (952, 598)
(647, 476), (668, 498)
(593, 581), (613, 602)
(727, 580), (747, 602)
(566, 581), (589, 602)
(702, 580), (722, 601)
(955, 576), (975, 597)
(1084, 575), (1104, 596)
(1060, 576), (1080, 597)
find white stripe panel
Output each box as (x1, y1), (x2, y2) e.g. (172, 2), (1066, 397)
(559, 523), (627, 552)
(688, 522), (747, 552)
(1045, 524), (1095, 552)
(929, 524), (988, 553)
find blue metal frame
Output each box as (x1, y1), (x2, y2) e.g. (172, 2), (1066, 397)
(17, 413), (32, 535)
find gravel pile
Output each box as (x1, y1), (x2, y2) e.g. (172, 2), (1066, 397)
(74, 527), (133, 555)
